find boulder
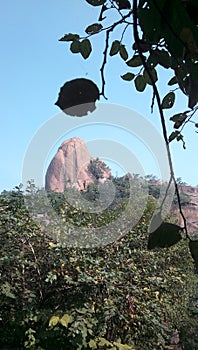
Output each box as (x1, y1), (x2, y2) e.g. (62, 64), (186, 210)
(45, 137), (111, 192)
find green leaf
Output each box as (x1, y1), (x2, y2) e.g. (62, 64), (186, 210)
(85, 0), (106, 6)
(49, 316), (59, 327)
(143, 68), (158, 85)
(59, 314), (74, 328)
(121, 72), (135, 81)
(85, 23), (103, 34)
(189, 240), (198, 268)
(70, 40), (80, 53)
(97, 337), (113, 347)
(168, 76), (178, 86)
(113, 342), (135, 350)
(1, 282), (16, 299)
(110, 40), (120, 56)
(169, 130), (180, 142)
(119, 45), (128, 61)
(161, 92), (175, 109)
(80, 39), (92, 59)
(88, 339), (97, 349)
(126, 55), (143, 67)
(59, 33), (80, 42)
(134, 75), (146, 92)
(148, 222), (182, 250)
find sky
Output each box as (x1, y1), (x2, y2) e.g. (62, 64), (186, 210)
(0, 0), (198, 193)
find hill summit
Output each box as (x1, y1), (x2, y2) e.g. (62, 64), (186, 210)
(45, 137), (111, 192)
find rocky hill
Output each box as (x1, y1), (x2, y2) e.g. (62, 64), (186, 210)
(45, 137), (198, 235)
(45, 137), (111, 192)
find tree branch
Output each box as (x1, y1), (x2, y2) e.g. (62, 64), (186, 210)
(133, 0), (188, 237)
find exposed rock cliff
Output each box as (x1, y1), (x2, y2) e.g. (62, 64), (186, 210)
(45, 137), (111, 192)
(175, 185), (198, 235)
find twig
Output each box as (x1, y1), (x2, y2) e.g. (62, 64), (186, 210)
(25, 235), (44, 300)
(100, 30), (110, 99)
(180, 106), (198, 133)
(100, 10), (133, 98)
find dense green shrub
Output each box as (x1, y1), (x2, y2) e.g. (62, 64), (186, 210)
(0, 186), (197, 349)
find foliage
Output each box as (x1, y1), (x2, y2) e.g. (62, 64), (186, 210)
(55, 78), (100, 116)
(0, 185), (198, 349)
(59, 0), (198, 136)
(88, 158), (110, 181)
(58, 0), (198, 256)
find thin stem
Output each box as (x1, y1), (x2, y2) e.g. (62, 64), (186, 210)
(100, 10), (133, 98)
(25, 235), (44, 300)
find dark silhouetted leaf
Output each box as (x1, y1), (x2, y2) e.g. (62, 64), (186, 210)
(85, 23), (103, 34)
(80, 39), (92, 59)
(143, 68), (158, 85)
(170, 113), (186, 123)
(55, 78), (100, 117)
(70, 40), (80, 53)
(86, 0), (106, 6)
(148, 222), (182, 250)
(188, 80), (198, 109)
(115, 0), (131, 9)
(134, 75), (146, 92)
(59, 33), (80, 42)
(169, 130), (180, 142)
(176, 133), (186, 149)
(121, 72), (135, 81)
(170, 113), (187, 128)
(110, 40), (120, 56)
(119, 45), (128, 61)
(147, 51), (159, 68)
(153, 49), (171, 69)
(168, 76), (178, 86)
(126, 55), (143, 67)
(133, 40), (150, 52)
(189, 240), (198, 268)
(161, 92), (175, 109)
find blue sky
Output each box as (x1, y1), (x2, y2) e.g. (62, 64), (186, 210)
(1, 0), (197, 192)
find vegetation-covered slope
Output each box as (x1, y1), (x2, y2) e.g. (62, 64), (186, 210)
(0, 183), (198, 349)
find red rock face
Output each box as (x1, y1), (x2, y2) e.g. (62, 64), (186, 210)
(174, 185), (198, 235)
(45, 137), (111, 192)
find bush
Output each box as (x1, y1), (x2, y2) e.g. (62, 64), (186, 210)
(0, 186), (197, 349)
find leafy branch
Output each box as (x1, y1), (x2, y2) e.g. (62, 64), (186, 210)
(132, 0), (188, 236)
(56, 0), (198, 266)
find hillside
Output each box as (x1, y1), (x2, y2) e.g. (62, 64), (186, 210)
(175, 185), (198, 235)
(45, 137), (198, 235)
